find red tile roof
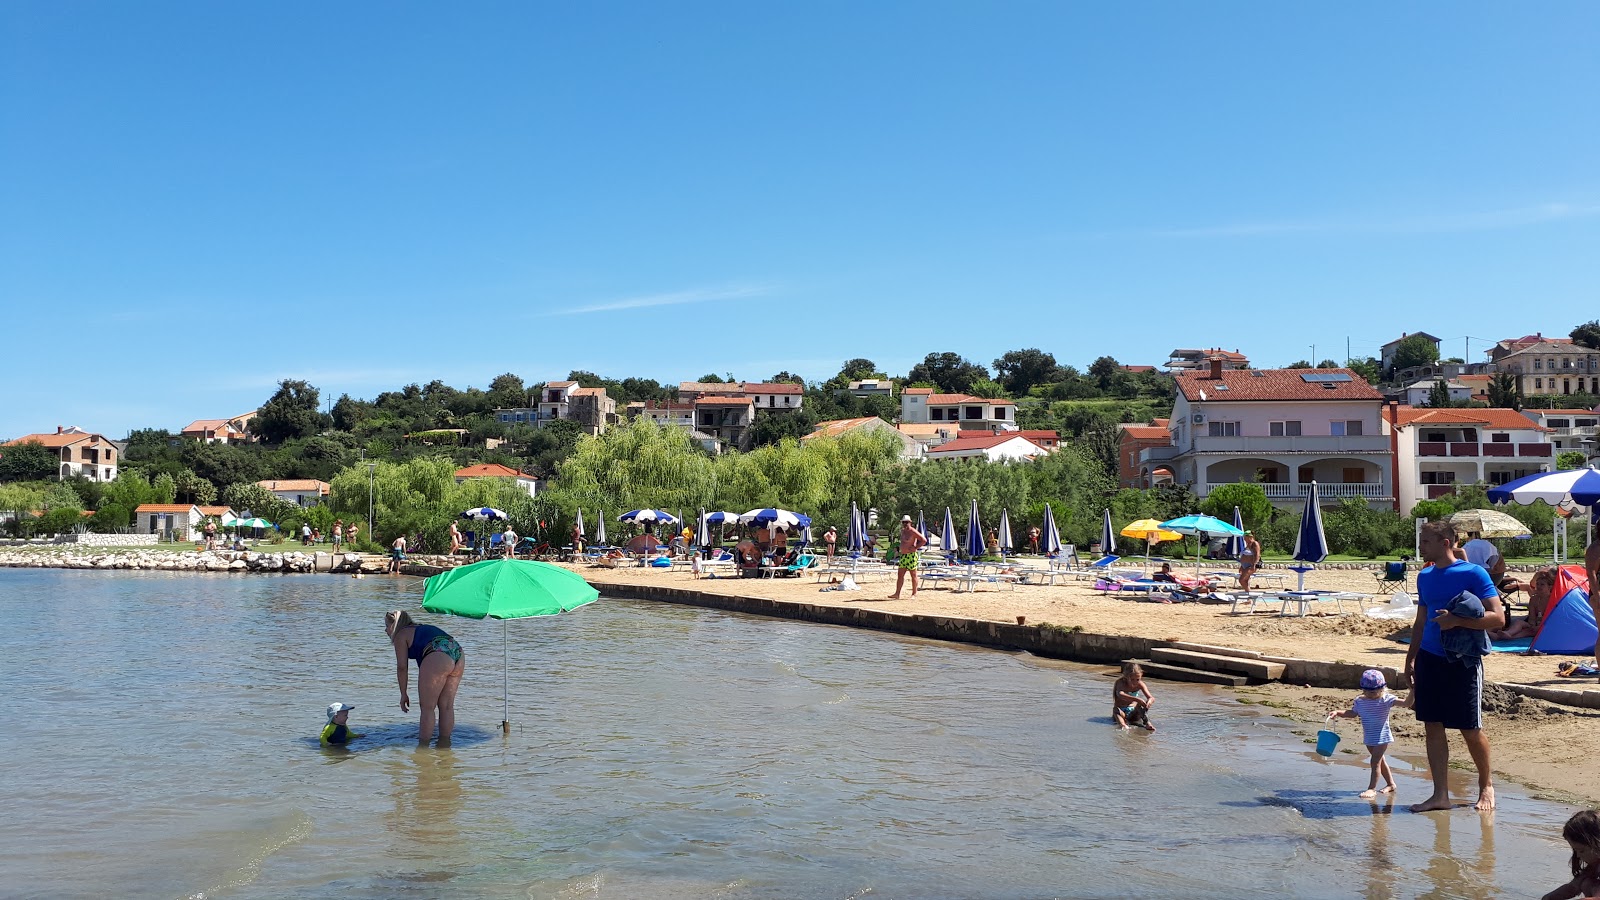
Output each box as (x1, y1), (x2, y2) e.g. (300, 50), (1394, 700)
(926, 434), (1045, 455)
(1018, 429), (1060, 441)
(1392, 406), (1550, 431)
(694, 398), (753, 407)
(903, 387), (934, 395)
(569, 386), (607, 396)
(1528, 408), (1597, 416)
(256, 479), (331, 493)
(547, 381), (578, 388)
(197, 506), (234, 516)
(743, 382), (803, 394)
(1119, 425), (1170, 440)
(1175, 368), (1383, 402)
(134, 504), (199, 513)
(454, 463), (529, 479)
(926, 393), (1016, 406)
(802, 417), (879, 441)
(1120, 365), (1157, 373)
(4, 431), (104, 448)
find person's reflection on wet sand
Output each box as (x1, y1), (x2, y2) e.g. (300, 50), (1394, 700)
(1418, 809), (1498, 900)
(388, 747), (465, 848)
(1363, 794), (1397, 900)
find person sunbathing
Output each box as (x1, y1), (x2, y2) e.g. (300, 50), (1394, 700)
(1490, 567), (1553, 641)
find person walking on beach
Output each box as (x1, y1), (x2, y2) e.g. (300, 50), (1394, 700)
(385, 610), (466, 746)
(1238, 531), (1261, 589)
(887, 515), (929, 600)
(332, 520), (343, 551)
(1406, 520), (1504, 812)
(501, 525), (518, 559)
(448, 520), (462, 555)
(1327, 669), (1409, 798)
(347, 521), (359, 548)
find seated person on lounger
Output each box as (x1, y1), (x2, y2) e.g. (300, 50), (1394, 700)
(1151, 563), (1179, 583)
(1489, 566), (1553, 641)
(735, 539), (762, 568)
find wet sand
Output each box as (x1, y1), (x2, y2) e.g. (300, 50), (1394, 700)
(568, 558), (1600, 806)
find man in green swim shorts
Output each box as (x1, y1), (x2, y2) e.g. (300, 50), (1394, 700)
(888, 514), (929, 600)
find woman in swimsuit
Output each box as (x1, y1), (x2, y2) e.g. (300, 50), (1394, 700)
(386, 610), (467, 746)
(1238, 532), (1261, 591)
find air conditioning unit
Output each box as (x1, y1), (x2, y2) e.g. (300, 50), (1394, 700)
(1192, 413), (1206, 424)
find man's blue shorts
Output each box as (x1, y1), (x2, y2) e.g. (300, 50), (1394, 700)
(1411, 649), (1482, 731)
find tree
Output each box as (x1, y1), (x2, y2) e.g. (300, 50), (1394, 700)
(487, 373), (527, 409)
(1571, 320), (1600, 350)
(1286, 360), (1312, 369)
(1198, 482), (1272, 532)
(1316, 359), (1338, 369)
(992, 349), (1059, 396)
(255, 379), (326, 444)
(1426, 378), (1452, 408)
(769, 371), (805, 385)
(1488, 373), (1522, 410)
(1558, 450), (1588, 470)
(1087, 356), (1121, 390)
(174, 469), (217, 504)
(967, 378), (1007, 399)
(906, 352), (989, 395)
(1391, 334), (1440, 370)
(220, 482), (295, 524)
(839, 358), (880, 381)
(0, 440), (59, 482)
(1345, 357), (1382, 384)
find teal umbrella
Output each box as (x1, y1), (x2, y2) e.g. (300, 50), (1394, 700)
(422, 558), (600, 731)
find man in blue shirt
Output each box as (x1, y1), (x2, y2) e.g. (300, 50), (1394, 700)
(1406, 520), (1505, 813)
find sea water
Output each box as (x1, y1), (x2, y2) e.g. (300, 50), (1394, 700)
(0, 568), (1575, 898)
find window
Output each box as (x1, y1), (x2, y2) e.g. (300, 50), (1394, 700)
(994, 407), (1007, 420)
(1549, 419), (1571, 428)
(1535, 359), (1544, 370)
(1491, 433), (1510, 442)
(1342, 467), (1366, 484)
(1421, 471), (1457, 485)
(1535, 378), (1543, 389)
(1563, 357), (1572, 369)
(1269, 420), (1302, 437)
(964, 406), (983, 420)
(1329, 420), (1363, 436)
(1207, 421), (1239, 437)
(931, 408), (945, 421)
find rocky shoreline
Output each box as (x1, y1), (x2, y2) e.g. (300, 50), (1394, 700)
(0, 547), (440, 574)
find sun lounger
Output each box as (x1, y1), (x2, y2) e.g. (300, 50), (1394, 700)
(1276, 590), (1370, 617)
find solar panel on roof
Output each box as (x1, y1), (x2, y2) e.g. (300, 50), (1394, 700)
(1300, 373), (1352, 383)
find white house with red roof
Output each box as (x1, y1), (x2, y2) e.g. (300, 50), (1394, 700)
(1521, 408), (1600, 458)
(743, 382), (804, 411)
(802, 417), (922, 459)
(133, 503), (203, 541)
(180, 411), (257, 444)
(1143, 363), (1393, 506)
(256, 479), (330, 507)
(1388, 406), (1554, 513)
(924, 433), (1048, 462)
(3, 426), (120, 481)
(454, 463), (538, 497)
(1116, 419), (1173, 488)
(626, 400), (696, 428)
(899, 388), (1018, 431)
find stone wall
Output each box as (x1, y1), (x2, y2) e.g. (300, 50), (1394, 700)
(57, 533), (169, 547)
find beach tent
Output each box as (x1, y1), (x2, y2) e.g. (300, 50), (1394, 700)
(1530, 565), (1598, 656)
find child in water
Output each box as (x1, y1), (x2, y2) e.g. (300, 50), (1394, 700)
(321, 702), (363, 746)
(1112, 662), (1156, 731)
(1326, 669), (1409, 798)
(1543, 809), (1600, 900)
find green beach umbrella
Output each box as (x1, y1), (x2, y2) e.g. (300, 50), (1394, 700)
(422, 558), (599, 732)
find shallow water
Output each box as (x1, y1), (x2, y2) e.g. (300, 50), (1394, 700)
(0, 568), (1577, 898)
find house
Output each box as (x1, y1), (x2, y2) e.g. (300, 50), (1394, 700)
(1521, 409), (1600, 458)
(694, 397), (755, 450)
(1399, 378), (1473, 407)
(742, 382), (804, 412)
(197, 505), (235, 520)
(924, 433), (1048, 462)
(1388, 406), (1553, 513)
(626, 400), (696, 428)
(256, 479), (330, 507)
(496, 382), (617, 434)
(896, 422), (956, 454)
(802, 417), (922, 459)
(845, 379), (895, 399)
(179, 411), (257, 444)
(677, 381), (745, 403)
(1144, 363), (1393, 506)
(134, 503), (203, 541)
(898, 389), (1018, 430)
(1379, 332), (1443, 372)
(3, 426), (120, 481)
(1486, 337), (1600, 399)
(1116, 419), (1173, 488)
(1455, 374), (1493, 403)
(1165, 348), (1251, 372)
(1120, 365), (1158, 374)
(454, 463), (538, 497)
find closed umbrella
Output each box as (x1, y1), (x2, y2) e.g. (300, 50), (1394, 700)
(997, 509), (1014, 557)
(695, 508), (712, 549)
(1040, 504), (1062, 558)
(1101, 508), (1116, 557)
(964, 499), (985, 587)
(1228, 506), (1245, 558)
(1160, 514), (1246, 579)
(595, 510), (606, 547)
(1290, 482), (1329, 591)
(916, 510), (927, 543)
(941, 507), (957, 556)
(421, 558), (599, 732)
(573, 509), (585, 547)
(846, 501), (865, 554)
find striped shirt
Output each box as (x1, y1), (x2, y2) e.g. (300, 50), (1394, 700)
(1353, 694), (1398, 745)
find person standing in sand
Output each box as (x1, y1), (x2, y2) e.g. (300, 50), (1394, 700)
(823, 526), (837, 563)
(1238, 532), (1261, 590)
(1406, 520), (1504, 813)
(887, 515), (928, 600)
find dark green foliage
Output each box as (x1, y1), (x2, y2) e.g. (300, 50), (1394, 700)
(1488, 373), (1522, 410)
(992, 349), (1059, 396)
(0, 441), (59, 482)
(1391, 334), (1440, 371)
(1345, 357), (1381, 384)
(906, 352), (990, 395)
(255, 380), (328, 444)
(1199, 482), (1272, 532)
(1571, 319), (1600, 350)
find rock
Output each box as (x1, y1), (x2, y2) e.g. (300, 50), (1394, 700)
(228, 560), (248, 571)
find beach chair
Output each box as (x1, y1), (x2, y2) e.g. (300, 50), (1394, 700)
(456, 530), (478, 555)
(1373, 561), (1408, 595)
(1074, 555), (1127, 581)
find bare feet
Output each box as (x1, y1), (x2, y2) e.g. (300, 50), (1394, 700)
(1379, 784), (1395, 794)
(1410, 793), (1455, 813)
(1359, 789), (1377, 799)
(1142, 722), (1156, 732)
(886, 594), (901, 600)
(1475, 786), (1496, 811)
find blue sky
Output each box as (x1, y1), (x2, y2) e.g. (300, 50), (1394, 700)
(3, 2), (1597, 439)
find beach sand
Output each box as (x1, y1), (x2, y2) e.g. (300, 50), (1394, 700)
(571, 559), (1600, 805)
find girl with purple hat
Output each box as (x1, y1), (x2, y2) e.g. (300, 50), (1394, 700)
(1327, 669), (1411, 798)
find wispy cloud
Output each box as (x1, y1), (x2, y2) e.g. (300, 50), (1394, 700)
(1132, 202), (1600, 239)
(547, 283), (776, 316)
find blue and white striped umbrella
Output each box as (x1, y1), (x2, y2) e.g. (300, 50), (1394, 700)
(1487, 466), (1600, 507)
(703, 511), (742, 524)
(619, 509), (677, 525)
(1040, 504), (1062, 557)
(1228, 506), (1245, 557)
(997, 509), (1014, 555)
(916, 510), (927, 541)
(845, 501), (866, 553)
(738, 508), (809, 529)
(462, 507), (508, 521)
(941, 507), (957, 554)
(695, 508), (712, 547)
(965, 499), (986, 559)
(1100, 508), (1115, 557)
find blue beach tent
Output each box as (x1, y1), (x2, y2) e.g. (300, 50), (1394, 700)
(1530, 565), (1599, 656)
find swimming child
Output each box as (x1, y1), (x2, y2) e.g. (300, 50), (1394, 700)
(1542, 809), (1600, 900)
(1327, 669), (1409, 798)
(1112, 662), (1156, 731)
(321, 702), (363, 746)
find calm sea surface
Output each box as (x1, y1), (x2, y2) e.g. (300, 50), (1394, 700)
(0, 568), (1577, 898)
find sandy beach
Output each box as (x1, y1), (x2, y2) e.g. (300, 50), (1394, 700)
(571, 558), (1600, 806)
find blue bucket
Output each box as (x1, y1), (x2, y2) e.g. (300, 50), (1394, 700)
(1315, 729), (1341, 757)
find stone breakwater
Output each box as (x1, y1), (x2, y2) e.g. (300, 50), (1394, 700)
(0, 548), (381, 573)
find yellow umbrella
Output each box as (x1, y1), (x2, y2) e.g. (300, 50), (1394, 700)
(1120, 519), (1183, 575)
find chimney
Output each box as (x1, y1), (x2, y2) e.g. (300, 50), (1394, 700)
(56, 426), (63, 434)
(1208, 358), (1223, 380)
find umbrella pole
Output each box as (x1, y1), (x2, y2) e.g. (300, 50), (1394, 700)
(502, 619), (510, 734)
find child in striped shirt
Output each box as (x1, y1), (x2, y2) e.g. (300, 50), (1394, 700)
(1327, 669), (1410, 798)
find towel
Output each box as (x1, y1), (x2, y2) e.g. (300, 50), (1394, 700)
(1441, 590), (1491, 665)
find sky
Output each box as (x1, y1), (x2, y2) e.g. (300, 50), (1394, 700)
(3, 2), (1598, 439)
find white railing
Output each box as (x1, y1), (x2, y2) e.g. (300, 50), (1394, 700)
(1190, 435), (1390, 454)
(1226, 482), (1389, 499)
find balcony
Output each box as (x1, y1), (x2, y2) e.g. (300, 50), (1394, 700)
(1250, 482), (1389, 500)
(1138, 446), (1180, 464)
(1189, 435), (1390, 454)
(1418, 441), (1552, 458)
